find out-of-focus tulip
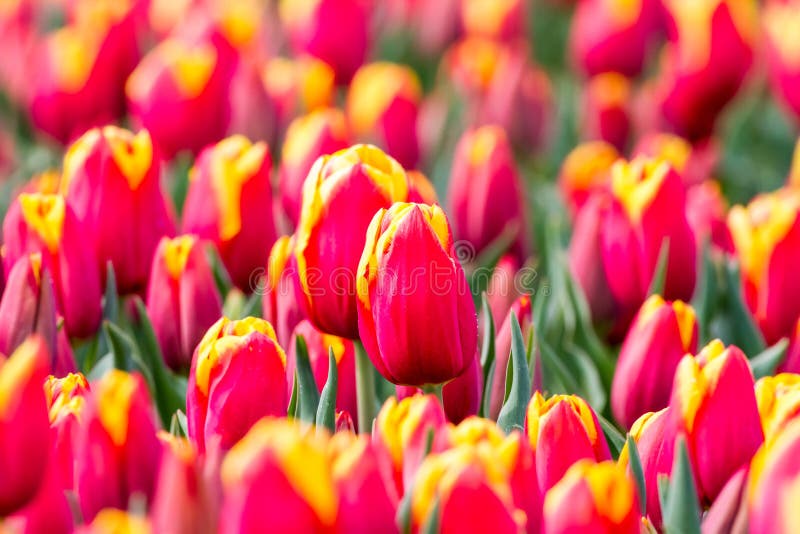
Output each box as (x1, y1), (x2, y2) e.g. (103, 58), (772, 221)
(488, 295), (535, 420)
(45, 373), (90, 492)
(544, 460), (641, 534)
(460, 0), (526, 42)
(406, 170), (438, 205)
(486, 254), (525, 328)
(347, 62), (422, 169)
(6, 463), (74, 534)
(0, 336), (51, 515)
(77, 509), (152, 534)
(74, 370), (163, 521)
(374, 394), (449, 491)
(279, 108), (350, 227)
(582, 72), (632, 152)
(382, 0), (460, 54)
(286, 319), (357, 423)
(187, 317), (287, 454)
(686, 180), (734, 254)
(357, 203), (477, 386)
(670, 340), (763, 502)
(279, 0), (368, 84)
(729, 189), (800, 344)
(3, 193), (102, 338)
(558, 141), (619, 214)
(748, 418), (800, 534)
(755, 373), (800, 442)
(61, 126), (176, 295)
(220, 418), (337, 533)
(295, 144), (409, 339)
(263, 235), (306, 348)
(127, 37), (231, 158)
(570, 0), (659, 77)
(146, 235), (222, 371)
(631, 132), (719, 186)
(782, 318), (800, 373)
(182, 135), (277, 292)
(656, 0), (757, 140)
(764, 1), (800, 124)
(448, 125), (528, 262)
(526, 392), (611, 491)
(329, 433), (399, 533)
(612, 294), (698, 428)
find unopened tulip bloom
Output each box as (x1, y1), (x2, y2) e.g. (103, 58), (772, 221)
(686, 180), (734, 254)
(3, 193), (102, 338)
(74, 370), (163, 521)
(631, 132), (719, 186)
(146, 235), (222, 371)
(182, 135), (277, 292)
(357, 203), (477, 386)
(45, 373), (90, 491)
(765, 1), (800, 123)
(460, 0), (527, 42)
(77, 509), (152, 534)
(612, 295), (698, 428)
(582, 72), (632, 151)
(61, 126), (176, 294)
(220, 418), (337, 533)
(0, 336), (51, 515)
(187, 317), (287, 453)
(526, 392), (611, 491)
(489, 295), (535, 420)
(448, 126), (528, 262)
(279, 109), (350, 226)
(486, 254), (526, 327)
(728, 189), (800, 344)
(295, 144), (409, 339)
(670, 340), (763, 502)
(347, 62), (422, 169)
(262, 235), (306, 348)
(558, 141), (619, 214)
(545, 460), (641, 534)
(279, 0), (368, 83)
(407, 170), (438, 205)
(755, 374), (800, 442)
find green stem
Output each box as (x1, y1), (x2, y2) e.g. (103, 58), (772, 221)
(421, 383), (444, 405)
(354, 341), (377, 434)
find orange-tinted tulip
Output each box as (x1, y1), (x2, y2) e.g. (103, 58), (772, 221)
(582, 72), (632, 152)
(460, 0), (527, 42)
(558, 141), (619, 215)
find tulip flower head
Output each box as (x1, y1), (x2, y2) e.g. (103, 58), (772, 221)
(755, 374), (800, 443)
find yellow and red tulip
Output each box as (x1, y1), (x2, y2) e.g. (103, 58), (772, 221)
(582, 72), (632, 152)
(45, 372), (90, 492)
(460, 0), (527, 42)
(488, 295), (535, 420)
(76, 509), (152, 534)
(262, 235), (307, 348)
(686, 180), (735, 254)
(558, 141), (619, 215)
(765, 0), (800, 124)
(755, 373), (800, 442)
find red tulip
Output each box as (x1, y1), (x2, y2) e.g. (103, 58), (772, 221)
(262, 235), (307, 348)
(76, 509), (152, 534)
(765, 0), (800, 124)
(488, 295), (535, 420)
(686, 180), (734, 254)
(558, 141), (619, 215)
(45, 372), (90, 492)
(460, 0), (527, 42)
(755, 373), (800, 443)
(582, 72), (632, 152)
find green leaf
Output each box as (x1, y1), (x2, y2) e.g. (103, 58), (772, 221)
(751, 338), (789, 380)
(316, 349), (338, 434)
(647, 238), (670, 297)
(354, 341), (378, 434)
(103, 321), (132, 372)
(87, 353), (114, 381)
(724, 260), (766, 355)
(222, 288), (247, 320)
(206, 245), (232, 298)
(102, 261), (119, 323)
(662, 437), (701, 534)
(240, 291), (263, 319)
(497, 314), (531, 433)
(691, 240), (718, 344)
(626, 435), (647, 515)
(288, 373), (299, 419)
(421, 497), (441, 534)
(597, 413), (625, 459)
(478, 294), (496, 418)
(294, 335), (320, 424)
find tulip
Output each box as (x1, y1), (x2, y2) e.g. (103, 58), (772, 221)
(382, 0), (460, 54)
(146, 235), (222, 371)
(545, 460), (640, 534)
(262, 235), (306, 348)
(347, 62), (422, 169)
(526, 392), (611, 491)
(45, 373), (90, 491)
(766, 1), (800, 123)
(612, 294), (698, 428)
(295, 144), (409, 339)
(488, 295), (535, 420)
(407, 170), (438, 205)
(670, 340), (763, 502)
(3, 192), (102, 338)
(279, 108), (350, 226)
(6, 464), (74, 534)
(728, 189), (800, 344)
(77, 509), (152, 534)
(582, 72), (632, 152)
(357, 202), (477, 386)
(558, 141), (619, 214)
(286, 319), (357, 424)
(571, 0), (660, 77)
(486, 254), (526, 327)
(460, 0), (527, 42)
(182, 135), (277, 292)
(0, 336), (51, 515)
(187, 317), (287, 453)
(782, 318), (800, 374)
(755, 373), (800, 442)
(74, 370), (163, 521)
(278, 0), (368, 83)
(61, 126), (176, 295)
(220, 418), (337, 533)
(686, 180), (734, 254)
(448, 125), (528, 262)
(126, 37), (231, 158)
(631, 132), (719, 186)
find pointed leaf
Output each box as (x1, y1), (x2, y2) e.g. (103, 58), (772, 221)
(478, 294), (496, 418)
(288, 373), (299, 419)
(294, 335), (320, 424)
(724, 260), (766, 355)
(421, 497), (441, 534)
(662, 437), (701, 534)
(597, 413), (625, 459)
(103, 320), (132, 372)
(497, 314), (531, 433)
(647, 238), (670, 297)
(102, 261), (119, 322)
(626, 434), (646, 514)
(316, 349), (338, 433)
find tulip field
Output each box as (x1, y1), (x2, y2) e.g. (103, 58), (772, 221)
(3, 0), (800, 532)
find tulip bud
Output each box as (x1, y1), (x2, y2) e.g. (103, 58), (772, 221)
(127, 37), (232, 158)
(461, 0), (527, 42)
(279, 108), (350, 226)
(488, 295), (535, 420)
(670, 340), (763, 502)
(347, 62), (422, 169)
(187, 317), (287, 454)
(544, 460), (641, 533)
(0, 336), (51, 515)
(357, 203), (476, 386)
(612, 295), (698, 428)
(582, 72), (632, 152)
(3, 193), (102, 338)
(182, 135), (277, 292)
(45, 373), (90, 491)
(526, 392), (611, 491)
(486, 254), (525, 327)
(74, 370), (163, 521)
(287, 319), (357, 424)
(558, 141), (619, 214)
(220, 418), (337, 532)
(755, 373), (800, 443)
(686, 180), (734, 254)
(295, 144), (409, 339)
(61, 126), (176, 295)
(766, 1), (800, 124)
(77, 509), (152, 534)
(279, 0), (368, 83)
(336, 410), (355, 433)
(728, 189), (800, 344)
(448, 126), (529, 262)
(407, 170), (438, 205)
(146, 235), (222, 371)
(631, 132), (719, 186)
(262, 235), (306, 348)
